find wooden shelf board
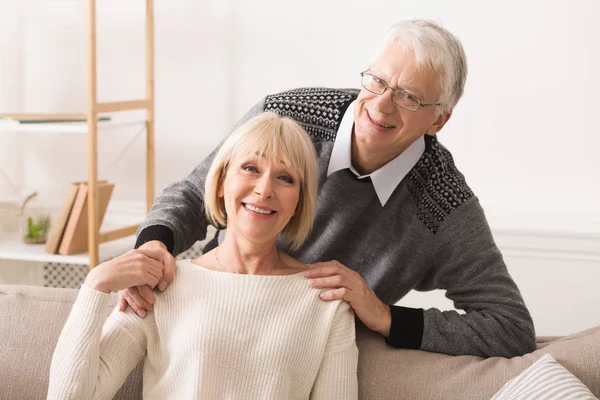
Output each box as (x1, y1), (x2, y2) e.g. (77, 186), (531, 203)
(0, 232), (135, 265)
(0, 118), (146, 134)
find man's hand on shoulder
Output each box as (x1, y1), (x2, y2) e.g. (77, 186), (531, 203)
(305, 260), (392, 337)
(117, 240), (177, 318)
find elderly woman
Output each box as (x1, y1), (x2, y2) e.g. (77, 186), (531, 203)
(47, 112), (359, 399)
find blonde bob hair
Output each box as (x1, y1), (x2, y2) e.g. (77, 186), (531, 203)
(204, 112), (318, 250)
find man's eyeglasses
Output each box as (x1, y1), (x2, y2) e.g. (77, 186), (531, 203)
(360, 70), (441, 112)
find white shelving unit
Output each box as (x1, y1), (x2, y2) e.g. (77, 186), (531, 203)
(0, 119), (146, 266)
(0, 0), (155, 269)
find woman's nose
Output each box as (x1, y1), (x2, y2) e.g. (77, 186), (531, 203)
(254, 175), (273, 198)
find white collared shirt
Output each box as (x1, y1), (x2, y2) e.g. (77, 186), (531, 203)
(327, 100), (426, 206)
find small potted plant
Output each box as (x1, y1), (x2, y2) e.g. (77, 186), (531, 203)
(17, 192), (52, 244)
(23, 214), (51, 244)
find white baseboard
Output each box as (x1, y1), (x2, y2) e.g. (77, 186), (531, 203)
(493, 228), (600, 262)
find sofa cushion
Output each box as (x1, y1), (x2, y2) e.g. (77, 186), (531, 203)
(1, 284), (600, 400)
(490, 353), (597, 399)
(0, 285), (142, 400)
(356, 323), (600, 399)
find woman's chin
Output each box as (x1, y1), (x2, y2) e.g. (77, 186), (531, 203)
(234, 227), (279, 244)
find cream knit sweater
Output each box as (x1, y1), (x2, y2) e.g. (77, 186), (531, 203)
(47, 259), (359, 399)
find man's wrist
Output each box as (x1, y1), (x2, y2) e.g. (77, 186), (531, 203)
(376, 303), (392, 337)
(140, 240), (168, 252)
(385, 305), (424, 349)
(135, 225), (175, 254)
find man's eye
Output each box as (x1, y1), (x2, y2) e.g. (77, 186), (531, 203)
(372, 76), (385, 85)
(398, 91), (414, 100)
(396, 92), (418, 105)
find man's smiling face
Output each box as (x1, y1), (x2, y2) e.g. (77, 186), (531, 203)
(353, 42), (449, 172)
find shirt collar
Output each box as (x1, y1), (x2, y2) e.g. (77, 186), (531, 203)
(327, 100), (426, 206)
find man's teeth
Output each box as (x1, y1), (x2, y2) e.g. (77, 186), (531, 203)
(245, 204), (273, 215)
(373, 119), (393, 128)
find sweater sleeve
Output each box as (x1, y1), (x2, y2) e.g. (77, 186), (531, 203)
(310, 301), (358, 400)
(47, 285), (156, 400)
(134, 98), (266, 256)
(394, 197), (536, 357)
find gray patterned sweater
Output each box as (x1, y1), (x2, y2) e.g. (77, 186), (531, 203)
(136, 87), (536, 357)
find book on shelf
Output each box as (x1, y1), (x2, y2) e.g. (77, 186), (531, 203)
(0, 114), (110, 124)
(58, 181), (115, 256)
(44, 182), (82, 254)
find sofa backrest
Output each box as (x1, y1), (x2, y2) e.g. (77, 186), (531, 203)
(1, 284), (599, 399)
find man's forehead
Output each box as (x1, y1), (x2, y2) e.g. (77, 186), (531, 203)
(369, 66), (428, 97)
(369, 46), (439, 97)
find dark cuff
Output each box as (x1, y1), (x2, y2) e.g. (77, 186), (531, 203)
(134, 225), (175, 255)
(385, 305), (424, 349)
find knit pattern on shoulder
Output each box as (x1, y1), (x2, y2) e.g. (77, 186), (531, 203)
(407, 135), (474, 234)
(264, 88), (357, 142)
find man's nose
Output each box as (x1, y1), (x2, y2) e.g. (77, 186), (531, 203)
(373, 89), (397, 114)
(254, 175), (273, 198)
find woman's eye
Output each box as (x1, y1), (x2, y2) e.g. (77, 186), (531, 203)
(279, 175), (294, 184)
(242, 165), (258, 173)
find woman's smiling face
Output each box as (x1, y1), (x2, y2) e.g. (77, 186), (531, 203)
(219, 154), (301, 245)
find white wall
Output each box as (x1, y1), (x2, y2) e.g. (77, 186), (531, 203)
(0, 0), (599, 335)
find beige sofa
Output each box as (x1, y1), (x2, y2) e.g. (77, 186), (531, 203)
(1, 284), (599, 400)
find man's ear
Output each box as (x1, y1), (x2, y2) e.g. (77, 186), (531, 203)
(426, 110), (452, 136)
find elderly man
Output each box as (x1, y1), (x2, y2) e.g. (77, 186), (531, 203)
(123, 19), (536, 357)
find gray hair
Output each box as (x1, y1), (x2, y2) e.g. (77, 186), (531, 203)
(376, 20), (468, 115)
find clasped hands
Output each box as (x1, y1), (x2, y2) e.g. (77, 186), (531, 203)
(84, 241), (176, 318)
(98, 244), (391, 337)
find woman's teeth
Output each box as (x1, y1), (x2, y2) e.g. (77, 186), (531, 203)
(244, 204), (273, 215)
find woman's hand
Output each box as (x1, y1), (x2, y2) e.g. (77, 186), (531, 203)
(84, 248), (165, 294)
